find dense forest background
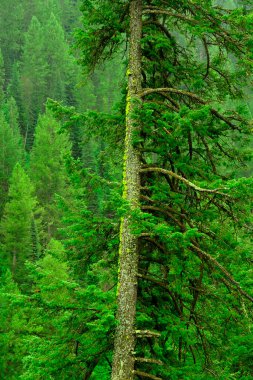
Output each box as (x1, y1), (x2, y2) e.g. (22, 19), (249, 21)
(0, 1), (124, 378)
(0, 0), (253, 379)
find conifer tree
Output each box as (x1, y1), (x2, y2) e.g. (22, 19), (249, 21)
(19, 12), (81, 148)
(19, 160), (118, 379)
(33, 0), (62, 24)
(59, 0), (82, 34)
(111, 2), (142, 378)
(43, 13), (69, 102)
(4, 97), (21, 135)
(1, 1), (253, 379)
(20, 16), (48, 149)
(77, 1), (253, 378)
(1, 163), (37, 286)
(6, 63), (23, 117)
(29, 112), (71, 239)
(0, 0), (24, 83)
(0, 270), (26, 379)
(0, 112), (24, 214)
(31, 0), (81, 33)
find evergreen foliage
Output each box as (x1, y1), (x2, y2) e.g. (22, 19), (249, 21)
(0, 1), (253, 379)
(0, 163), (38, 287)
(29, 112), (71, 239)
(43, 13), (71, 102)
(20, 16), (48, 146)
(76, 0), (253, 378)
(0, 0), (24, 82)
(19, 163), (118, 379)
(0, 111), (24, 214)
(0, 270), (26, 379)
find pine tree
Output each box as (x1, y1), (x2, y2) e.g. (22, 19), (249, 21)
(0, 0), (24, 83)
(19, 161), (118, 379)
(29, 112), (71, 239)
(0, 270), (27, 379)
(31, 0), (82, 33)
(111, 2), (142, 378)
(1, 163), (38, 286)
(19, 11), (81, 149)
(59, 0), (82, 34)
(77, 1), (253, 378)
(6, 62), (23, 118)
(20, 16), (48, 149)
(43, 13), (69, 102)
(0, 111), (24, 214)
(4, 97), (21, 135)
(32, 0), (62, 25)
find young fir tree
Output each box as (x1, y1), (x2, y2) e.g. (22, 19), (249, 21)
(32, 0), (62, 25)
(43, 13), (70, 102)
(0, 0), (24, 84)
(59, 0), (83, 35)
(0, 163), (38, 287)
(29, 0), (82, 34)
(4, 97), (21, 135)
(0, 111), (24, 215)
(18, 239), (80, 380)
(77, 1), (253, 379)
(47, 95), (124, 218)
(19, 11), (82, 148)
(0, 270), (27, 379)
(6, 62), (23, 116)
(19, 159), (119, 379)
(29, 112), (71, 240)
(19, 16), (48, 148)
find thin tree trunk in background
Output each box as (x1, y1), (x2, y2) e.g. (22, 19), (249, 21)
(12, 251), (17, 271)
(111, 0), (142, 379)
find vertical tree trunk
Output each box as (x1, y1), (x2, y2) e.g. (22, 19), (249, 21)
(12, 251), (17, 271)
(111, 1), (142, 379)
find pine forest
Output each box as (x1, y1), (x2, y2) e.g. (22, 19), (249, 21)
(0, 1), (253, 379)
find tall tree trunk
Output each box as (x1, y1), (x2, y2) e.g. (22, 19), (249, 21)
(111, 1), (142, 379)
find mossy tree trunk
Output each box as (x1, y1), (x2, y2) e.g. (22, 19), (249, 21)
(111, 1), (142, 379)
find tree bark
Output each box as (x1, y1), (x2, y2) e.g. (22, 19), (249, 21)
(111, 1), (142, 379)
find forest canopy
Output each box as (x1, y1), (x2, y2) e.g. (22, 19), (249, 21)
(0, 1), (253, 379)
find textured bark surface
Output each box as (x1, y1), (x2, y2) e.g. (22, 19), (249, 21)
(111, 1), (142, 379)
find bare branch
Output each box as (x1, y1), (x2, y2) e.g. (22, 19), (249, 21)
(135, 329), (161, 338)
(139, 87), (205, 103)
(133, 370), (163, 380)
(140, 166), (230, 196)
(199, 135), (217, 174)
(134, 357), (164, 365)
(202, 37), (210, 80)
(143, 7), (198, 25)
